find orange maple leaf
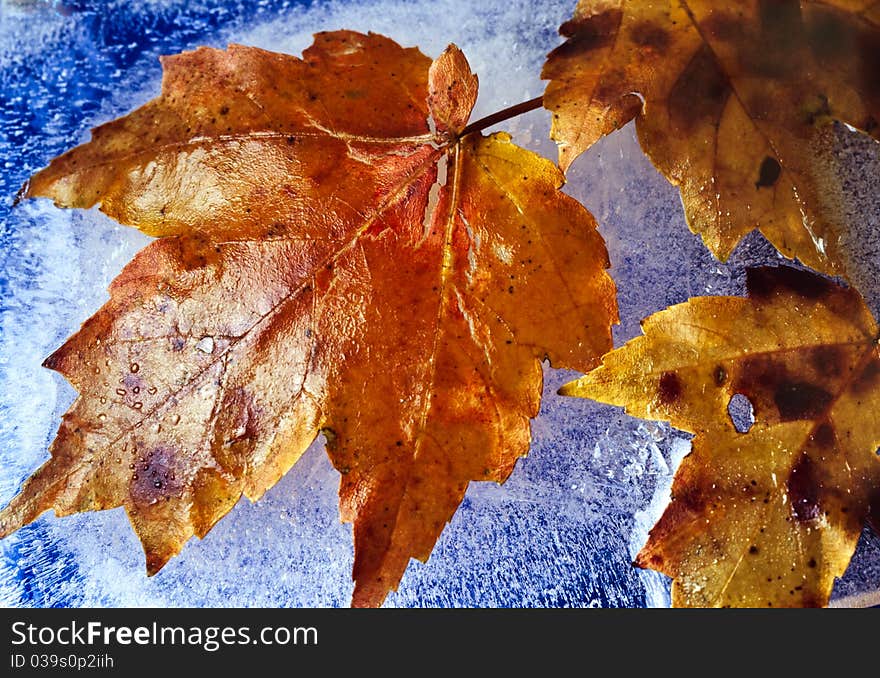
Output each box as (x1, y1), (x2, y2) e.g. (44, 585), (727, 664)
(1, 32), (618, 607)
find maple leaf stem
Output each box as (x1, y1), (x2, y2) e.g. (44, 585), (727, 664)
(459, 96), (544, 139)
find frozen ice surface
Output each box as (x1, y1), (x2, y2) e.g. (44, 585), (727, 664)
(1, 0), (879, 608)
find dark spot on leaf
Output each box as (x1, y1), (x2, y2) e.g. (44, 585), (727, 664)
(658, 371), (682, 404)
(746, 266), (835, 301)
(807, 6), (853, 63)
(867, 486), (880, 535)
(810, 422), (836, 449)
(667, 44), (730, 133)
(800, 593), (822, 608)
(809, 345), (846, 379)
(130, 445), (180, 507)
(774, 380), (832, 420)
(756, 0), (804, 71)
(852, 356), (880, 395)
(787, 453), (821, 522)
(701, 12), (744, 42)
(749, 545), (759, 555)
(629, 21), (670, 53)
(674, 485), (706, 514)
(734, 355), (783, 417)
(557, 8), (623, 45)
(755, 156), (781, 188)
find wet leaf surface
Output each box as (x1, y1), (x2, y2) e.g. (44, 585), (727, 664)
(1, 32), (618, 607)
(543, 0), (880, 275)
(562, 266), (880, 607)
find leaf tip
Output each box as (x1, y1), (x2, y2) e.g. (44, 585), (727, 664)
(12, 179), (30, 207)
(557, 380), (580, 397)
(428, 42), (478, 137)
(41, 349), (63, 372)
(145, 552), (170, 577)
(440, 42), (463, 58)
(350, 580), (389, 609)
(632, 550), (649, 570)
(0, 495), (39, 540)
(0, 516), (15, 540)
(557, 146), (575, 175)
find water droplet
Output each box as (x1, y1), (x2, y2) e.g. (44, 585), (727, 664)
(171, 414), (181, 425)
(132, 473), (139, 480)
(130, 362), (140, 373)
(97, 413), (107, 421)
(116, 388), (126, 397)
(99, 397), (107, 404)
(133, 402), (143, 410)
(153, 480), (162, 488)
(147, 386), (158, 395)
(129, 463), (135, 470)
(132, 386), (140, 394)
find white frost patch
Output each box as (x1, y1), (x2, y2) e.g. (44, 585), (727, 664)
(195, 336), (215, 354)
(493, 242), (514, 265)
(420, 154), (447, 245)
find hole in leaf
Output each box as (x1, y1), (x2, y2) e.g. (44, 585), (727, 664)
(756, 156), (781, 188)
(728, 393), (755, 433)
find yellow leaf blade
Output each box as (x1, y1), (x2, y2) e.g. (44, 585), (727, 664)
(543, 0), (880, 275)
(562, 265), (880, 607)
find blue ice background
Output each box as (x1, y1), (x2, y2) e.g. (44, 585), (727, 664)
(1, 0), (878, 607)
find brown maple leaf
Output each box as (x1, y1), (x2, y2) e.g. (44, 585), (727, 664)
(561, 266), (880, 607)
(0, 32), (618, 607)
(542, 0), (880, 275)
